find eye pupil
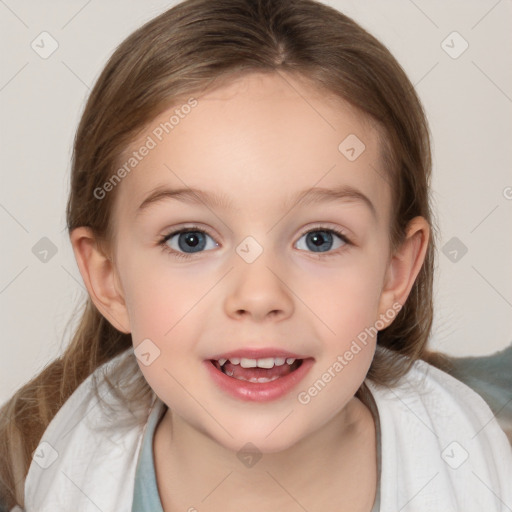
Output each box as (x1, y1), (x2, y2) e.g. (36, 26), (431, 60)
(186, 234), (199, 246)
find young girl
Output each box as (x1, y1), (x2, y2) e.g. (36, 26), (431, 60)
(1, 0), (511, 510)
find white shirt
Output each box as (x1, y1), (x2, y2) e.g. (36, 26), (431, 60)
(21, 348), (512, 511)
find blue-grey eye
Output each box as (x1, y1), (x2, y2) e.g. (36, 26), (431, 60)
(166, 230), (217, 253)
(295, 229), (346, 253)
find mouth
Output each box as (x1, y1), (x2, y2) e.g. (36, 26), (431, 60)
(204, 354), (314, 402)
(209, 356), (304, 383)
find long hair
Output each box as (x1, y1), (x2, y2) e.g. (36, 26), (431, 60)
(0, 0), (435, 507)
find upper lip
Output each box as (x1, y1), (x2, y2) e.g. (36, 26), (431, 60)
(208, 348), (311, 360)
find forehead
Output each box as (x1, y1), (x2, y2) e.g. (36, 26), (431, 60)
(113, 71), (390, 222)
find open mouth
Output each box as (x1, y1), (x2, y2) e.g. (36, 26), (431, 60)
(209, 357), (304, 383)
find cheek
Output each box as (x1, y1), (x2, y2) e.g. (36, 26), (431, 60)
(294, 264), (383, 413)
(294, 254), (386, 339)
(120, 251), (215, 340)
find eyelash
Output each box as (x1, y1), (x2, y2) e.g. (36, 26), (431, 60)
(157, 224), (352, 261)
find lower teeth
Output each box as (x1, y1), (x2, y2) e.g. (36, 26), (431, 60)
(236, 375), (280, 383)
(223, 369), (280, 383)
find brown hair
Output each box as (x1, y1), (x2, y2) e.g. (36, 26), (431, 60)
(0, 0), (435, 507)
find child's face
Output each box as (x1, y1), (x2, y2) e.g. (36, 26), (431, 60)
(107, 71), (405, 452)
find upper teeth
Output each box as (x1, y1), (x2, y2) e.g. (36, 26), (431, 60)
(217, 357), (296, 368)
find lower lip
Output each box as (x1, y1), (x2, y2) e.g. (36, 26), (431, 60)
(203, 358), (315, 402)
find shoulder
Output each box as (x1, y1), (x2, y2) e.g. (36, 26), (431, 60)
(24, 349), (156, 512)
(370, 354), (503, 424)
(439, 344), (512, 443)
(370, 354), (509, 441)
(366, 352), (512, 511)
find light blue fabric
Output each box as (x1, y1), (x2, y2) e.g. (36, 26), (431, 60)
(131, 401), (166, 512)
(368, 384), (381, 512)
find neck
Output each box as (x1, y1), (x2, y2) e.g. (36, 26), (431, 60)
(153, 395), (378, 512)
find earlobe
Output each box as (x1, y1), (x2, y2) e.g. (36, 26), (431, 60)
(378, 216), (430, 324)
(69, 227), (131, 334)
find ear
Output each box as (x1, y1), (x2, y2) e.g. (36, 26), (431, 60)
(69, 227), (131, 334)
(377, 216), (430, 327)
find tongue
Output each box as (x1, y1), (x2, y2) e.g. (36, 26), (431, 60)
(223, 361), (296, 380)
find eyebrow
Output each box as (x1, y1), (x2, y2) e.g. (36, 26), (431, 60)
(136, 184), (377, 218)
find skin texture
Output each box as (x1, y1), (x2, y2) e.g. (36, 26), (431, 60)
(71, 71), (429, 511)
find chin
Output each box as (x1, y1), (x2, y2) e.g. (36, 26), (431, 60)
(208, 418), (308, 455)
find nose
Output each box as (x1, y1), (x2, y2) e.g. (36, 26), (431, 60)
(224, 256), (294, 322)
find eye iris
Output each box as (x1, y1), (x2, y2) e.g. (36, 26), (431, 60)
(306, 231), (332, 252)
(178, 232), (206, 253)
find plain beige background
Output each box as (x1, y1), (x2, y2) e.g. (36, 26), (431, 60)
(1, 0), (511, 404)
